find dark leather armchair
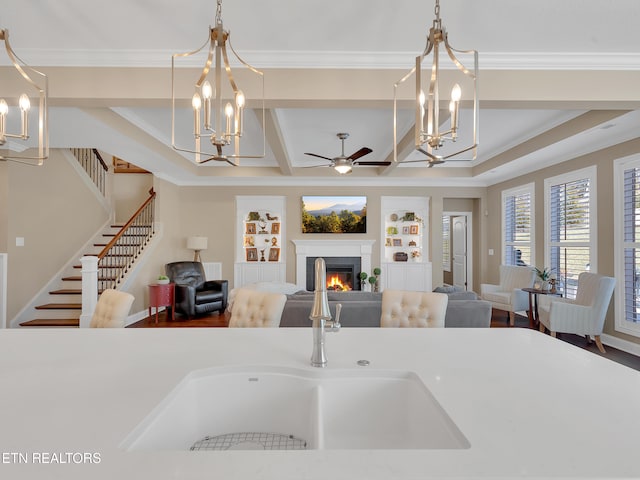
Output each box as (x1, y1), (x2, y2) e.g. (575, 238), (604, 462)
(165, 261), (228, 318)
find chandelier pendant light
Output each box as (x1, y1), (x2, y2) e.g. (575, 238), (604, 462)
(0, 29), (48, 165)
(171, 0), (264, 165)
(394, 0), (478, 165)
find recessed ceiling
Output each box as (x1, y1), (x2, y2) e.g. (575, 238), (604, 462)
(2, 0), (640, 185)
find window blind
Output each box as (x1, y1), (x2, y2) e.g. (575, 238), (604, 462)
(549, 177), (591, 299)
(623, 167), (640, 322)
(442, 216), (451, 272)
(503, 190), (531, 266)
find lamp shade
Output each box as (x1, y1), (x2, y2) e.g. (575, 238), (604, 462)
(187, 236), (208, 251)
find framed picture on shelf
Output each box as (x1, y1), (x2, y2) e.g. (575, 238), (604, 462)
(245, 223), (256, 234)
(392, 238), (402, 247)
(271, 222), (280, 234)
(410, 224), (419, 235)
(268, 247), (280, 262)
(402, 226), (410, 234)
(385, 237), (392, 246)
(246, 247), (258, 262)
(403, 212), (415, 221)
(243, 235), (255, 247)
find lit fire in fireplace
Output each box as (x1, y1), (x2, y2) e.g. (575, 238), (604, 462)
(327, 274), (352, 291)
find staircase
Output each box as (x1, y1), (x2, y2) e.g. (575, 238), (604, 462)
(19, 225), (135, 327)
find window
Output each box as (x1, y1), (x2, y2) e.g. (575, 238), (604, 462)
(545, 166), (597, 300)
(502, 183), (534, 267)
(442, 215), (451, 272)
(614, 156), (640, 337)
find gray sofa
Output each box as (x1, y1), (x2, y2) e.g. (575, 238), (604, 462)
(279, 289), (491, 328)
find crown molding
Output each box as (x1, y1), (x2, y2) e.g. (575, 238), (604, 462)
(3, 50), (640, 71)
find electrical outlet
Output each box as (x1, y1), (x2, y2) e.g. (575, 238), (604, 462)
(488, 248), (494, 256)
(16, 237), (24, 247)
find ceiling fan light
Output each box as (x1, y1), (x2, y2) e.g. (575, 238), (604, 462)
(334, 164), (352, 175)
(334, 157), (353, 174)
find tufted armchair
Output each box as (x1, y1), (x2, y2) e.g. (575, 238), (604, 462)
(538, 272), (615, 353)
(165, 261), (228, 318)
(380, 290), (448, 328)
(228, 289), (287, 327)
(480, 265), (536, 326)
(90, 289), (134, 328)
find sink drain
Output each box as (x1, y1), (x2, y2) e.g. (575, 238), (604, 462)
(190, 432), (307, 451)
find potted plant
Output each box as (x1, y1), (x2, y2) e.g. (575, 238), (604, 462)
(359, 271), (368, 290)
(534, 267), (553, 291)
(368, 275), (378, 292)
(372, 267), (381, 291)
(157, 274), (170, 285)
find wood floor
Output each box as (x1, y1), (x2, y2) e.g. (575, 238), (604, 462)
(128, 308), (640, 372)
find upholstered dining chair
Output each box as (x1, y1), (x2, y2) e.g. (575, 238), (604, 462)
(228, 288), (288, 328)
(480, 265), (536, 326)
(380, 290), (448, 328)
(538, 272), (615, 353)
(90, 289), (135, 328)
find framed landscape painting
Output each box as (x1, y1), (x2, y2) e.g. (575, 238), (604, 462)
(301, 196), (367, 233)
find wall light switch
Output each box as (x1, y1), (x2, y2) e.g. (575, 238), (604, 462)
(488, 248), (494, 256)
(16, 237), (24, 247)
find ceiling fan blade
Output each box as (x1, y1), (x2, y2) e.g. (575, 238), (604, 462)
(300, 164), (331, 169)
(353, 161), (392, 166)
(348, 147), (372, 161)
(304, 152), (333, 161)
(417, 147), (443, 161)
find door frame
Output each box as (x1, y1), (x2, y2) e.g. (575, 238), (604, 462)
(443, 211), (473, 292)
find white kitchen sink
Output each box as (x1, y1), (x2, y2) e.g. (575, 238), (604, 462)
(121, 365), (469, 451)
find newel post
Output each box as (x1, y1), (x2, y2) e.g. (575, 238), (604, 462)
(80, 255), (99, 328)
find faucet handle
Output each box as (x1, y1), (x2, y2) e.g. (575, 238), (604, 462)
(328, 303), (342, 331)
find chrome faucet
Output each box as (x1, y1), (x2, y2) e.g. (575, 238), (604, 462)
(310, 258), (341, 368)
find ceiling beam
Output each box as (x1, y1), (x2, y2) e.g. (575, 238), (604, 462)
(379, 123), (416, 176)
(260, 109), (293, 176)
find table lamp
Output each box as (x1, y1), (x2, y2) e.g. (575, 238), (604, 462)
(187, 236), (208, 262)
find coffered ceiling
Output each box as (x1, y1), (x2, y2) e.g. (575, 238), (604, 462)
(2, 0), (640, 186)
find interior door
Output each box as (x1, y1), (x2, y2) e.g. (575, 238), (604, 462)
(452, 216), (467, 290)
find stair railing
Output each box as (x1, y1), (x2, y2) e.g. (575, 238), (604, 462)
(70, 148), (109, 196)
(79, 188), (156, 327)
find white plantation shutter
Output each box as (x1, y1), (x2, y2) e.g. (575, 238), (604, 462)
(442, 215), (451, 272)
(502, 184), (534, 267)
(546, 168), (596, 300)
(623, 167), (640, 323)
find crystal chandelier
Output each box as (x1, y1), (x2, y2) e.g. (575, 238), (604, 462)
(394, 0), (478, 166)
(0, 29), (48, 165)
(171, 0), (264, 166)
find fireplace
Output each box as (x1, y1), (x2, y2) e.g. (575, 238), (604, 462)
(306, 256), (362, 291)
(292, 239), (375, 291)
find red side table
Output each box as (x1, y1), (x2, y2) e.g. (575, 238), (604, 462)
(148, 283), (175, 324)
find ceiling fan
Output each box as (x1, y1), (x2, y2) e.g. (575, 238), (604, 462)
(304, 133), (390, 174)
(401, 146), (475, 168)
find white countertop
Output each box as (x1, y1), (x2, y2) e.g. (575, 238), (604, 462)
(1, 327), (639, 479)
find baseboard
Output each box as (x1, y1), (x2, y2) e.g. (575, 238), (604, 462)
(125, 307), (163, 327)
(601, 333), (640, 357)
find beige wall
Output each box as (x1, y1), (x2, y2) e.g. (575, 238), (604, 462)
(0, 161), (8, 252)
(121, 184), (486, 316)
(112, 172), (154, 223)
(486, 137), (640, 346)
(6, 150), (110, 323)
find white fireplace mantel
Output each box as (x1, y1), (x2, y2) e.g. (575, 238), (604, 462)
(292, 239), (375, 290)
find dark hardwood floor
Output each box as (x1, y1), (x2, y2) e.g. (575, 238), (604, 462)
(128, 308), (640, 372)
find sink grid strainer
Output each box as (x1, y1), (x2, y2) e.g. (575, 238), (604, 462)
(190, 432), (307, 451)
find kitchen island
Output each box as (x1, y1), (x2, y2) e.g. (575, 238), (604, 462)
(0, 327), (639, 479)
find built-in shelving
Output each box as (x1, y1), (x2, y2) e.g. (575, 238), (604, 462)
(235, 196), (286, 287)
(380, 196), (432, 292)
